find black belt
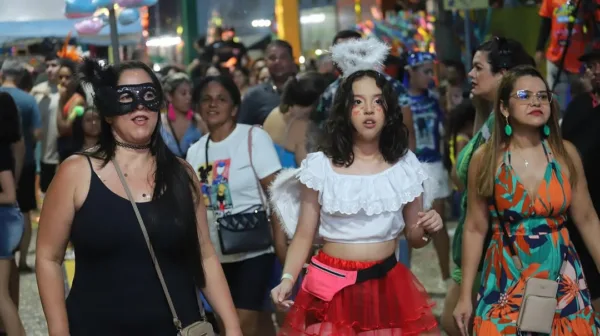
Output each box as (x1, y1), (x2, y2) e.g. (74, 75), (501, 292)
(356, 254), (397, 283)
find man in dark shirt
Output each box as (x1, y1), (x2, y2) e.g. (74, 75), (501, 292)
(204, 27), (248, 68)
(237, 40), (298, 125)
(562, 48), (600, 311)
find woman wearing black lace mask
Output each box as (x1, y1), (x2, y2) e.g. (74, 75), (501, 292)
(35, 59), (242, 336)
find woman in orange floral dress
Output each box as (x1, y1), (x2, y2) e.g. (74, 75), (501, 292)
(454, 65), (600, 335)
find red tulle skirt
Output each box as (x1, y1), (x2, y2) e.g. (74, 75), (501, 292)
(279, 251), (439, 336)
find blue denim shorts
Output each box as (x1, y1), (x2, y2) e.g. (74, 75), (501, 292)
(0, 206), (24, 259)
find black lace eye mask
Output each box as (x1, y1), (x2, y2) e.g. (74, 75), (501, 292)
(115, 84), (161, 115)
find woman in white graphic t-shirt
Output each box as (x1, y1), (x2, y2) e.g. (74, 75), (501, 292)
(186, 75), (286, 336)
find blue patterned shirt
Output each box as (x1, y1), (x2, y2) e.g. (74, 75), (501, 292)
(409, 90), (444, 162)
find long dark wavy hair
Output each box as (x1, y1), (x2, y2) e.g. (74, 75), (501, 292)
(79, 59), (205, 288)
(320, 70), (409, 166)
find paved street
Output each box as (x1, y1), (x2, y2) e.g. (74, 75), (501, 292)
(19, 222), (458, 335)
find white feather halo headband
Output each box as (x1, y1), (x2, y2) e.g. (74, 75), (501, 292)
(330, 38), (390, 78)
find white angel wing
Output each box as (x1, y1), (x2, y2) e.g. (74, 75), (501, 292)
(269, 168), (303, 239)
(422, 175), (437, 211)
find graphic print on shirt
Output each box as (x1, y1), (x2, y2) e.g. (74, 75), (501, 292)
(197, 159), (233, 212)
(410, 94), (443, 162)
(414, 111), (438, 151)
(554, 1), (577, 23)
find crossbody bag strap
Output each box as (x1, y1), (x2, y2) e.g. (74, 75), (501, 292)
(247, 126), (268, 210)
(112, 158), (184, 331)
(491, 189), (523, 270)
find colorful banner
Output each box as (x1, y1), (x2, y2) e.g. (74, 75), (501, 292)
(355, 11), (435, 55)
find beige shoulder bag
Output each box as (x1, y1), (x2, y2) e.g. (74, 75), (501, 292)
(113, 159), (215, 336)
(491, 184), (563, 334)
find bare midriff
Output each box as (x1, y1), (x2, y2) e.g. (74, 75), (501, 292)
(321, 239), (397, 262)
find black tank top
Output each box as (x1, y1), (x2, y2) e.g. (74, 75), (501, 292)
(66, 156), (201, 335)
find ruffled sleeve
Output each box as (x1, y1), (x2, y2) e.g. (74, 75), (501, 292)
(315, 150), (437, 215)
(269, 151), (437, 239)
(269, 153), (326, 238)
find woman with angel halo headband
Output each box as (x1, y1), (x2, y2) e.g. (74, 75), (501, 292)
(269, 38), (442, 335)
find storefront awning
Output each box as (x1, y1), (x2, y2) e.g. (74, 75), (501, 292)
(0, 18), (142, 46)
(0, 0), (142, 46)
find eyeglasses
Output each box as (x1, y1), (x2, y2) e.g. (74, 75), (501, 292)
(510, 90), (553, 104)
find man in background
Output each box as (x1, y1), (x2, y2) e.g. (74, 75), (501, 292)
(562, 48), (600, 312)
(31, 55), (61, 196)
(536, 0), (593, 112)
(237, 40), (298, 125)
(0, 59), (42, 273)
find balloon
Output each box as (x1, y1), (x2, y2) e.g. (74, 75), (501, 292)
(75, 17), (105, 35)
(118, 8), (139, 25)
(114, 0), (145, 7)
(114, 0), (157, 7)
(139, 0), (158, 6)
(92, 0), (114, 6)
(64, 0), (97, 18)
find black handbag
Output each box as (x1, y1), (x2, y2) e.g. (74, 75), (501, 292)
(205, 126), (273, 255)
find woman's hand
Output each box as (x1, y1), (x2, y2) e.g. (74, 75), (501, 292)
(271, 279), (295, 311)
(417, 210), (443, 233)
(453, 296), (473, 336)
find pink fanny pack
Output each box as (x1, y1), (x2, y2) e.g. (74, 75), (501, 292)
(301, 254), (397, 302)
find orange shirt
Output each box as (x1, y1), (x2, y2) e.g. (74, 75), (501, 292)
(539, 0), (594, 73)
(62, 93), (85, 118)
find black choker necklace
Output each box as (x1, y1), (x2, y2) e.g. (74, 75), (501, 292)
(115, 140), (151, 150)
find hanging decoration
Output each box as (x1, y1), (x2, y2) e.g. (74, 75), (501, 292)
(115, 0), (157, 7)
(118, 8), (140, 25)
(92, 0), (114, 6)
(64, 0), (152, 36)
(74, 17), (105, 35)
(64, 0), (97, 18)
(355, 10), (436, 56)
(64, 0), (156, 65)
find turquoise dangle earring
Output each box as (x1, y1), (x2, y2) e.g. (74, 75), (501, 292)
(542, 124), (550, 137)
(504, 115), (512, 136)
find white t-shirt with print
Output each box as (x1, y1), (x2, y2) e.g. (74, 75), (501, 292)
(186, 124), (282, 263)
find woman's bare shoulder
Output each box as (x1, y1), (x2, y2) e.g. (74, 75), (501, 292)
(263, 107), (282, 130)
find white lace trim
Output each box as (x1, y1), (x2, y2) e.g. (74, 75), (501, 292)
(296, 151), (432, 216)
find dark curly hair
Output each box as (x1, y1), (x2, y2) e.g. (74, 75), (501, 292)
(320, 70), (409, 167)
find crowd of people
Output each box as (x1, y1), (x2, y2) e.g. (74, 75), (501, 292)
(0, 25), (599, 336)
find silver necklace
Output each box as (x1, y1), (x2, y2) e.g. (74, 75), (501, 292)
(511, 150), (529, 167)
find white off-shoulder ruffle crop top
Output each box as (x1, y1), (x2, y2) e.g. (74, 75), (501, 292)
(269, 151), (436, 244)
